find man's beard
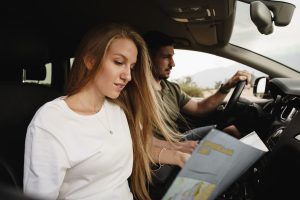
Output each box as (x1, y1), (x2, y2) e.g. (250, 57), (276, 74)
(158, 75), (169, 80)
(158, 68), (171, 80)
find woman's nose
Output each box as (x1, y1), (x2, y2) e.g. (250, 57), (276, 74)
(121, 67), (131, 82)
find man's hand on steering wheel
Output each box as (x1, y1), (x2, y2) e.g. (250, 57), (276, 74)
(222, 70), (251, 92)
(217, 70), (251, 130)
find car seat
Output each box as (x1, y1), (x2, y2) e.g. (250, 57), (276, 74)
(0, 28), (60, 191)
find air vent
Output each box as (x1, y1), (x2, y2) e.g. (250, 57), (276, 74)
(281, 106), (297, 121)
(267, 127), (284, 150)
(295, 134), (300, 142)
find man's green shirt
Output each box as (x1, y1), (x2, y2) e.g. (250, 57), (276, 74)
(155, 79), (191, 139)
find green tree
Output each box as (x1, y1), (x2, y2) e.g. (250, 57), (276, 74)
(214, 81), (222, 89)
(177, 76), (204, 97)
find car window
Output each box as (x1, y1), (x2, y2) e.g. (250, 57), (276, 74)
(23, 63), (52, 86)
(171, 49), (266, 101)
(231, 1), (300, 72)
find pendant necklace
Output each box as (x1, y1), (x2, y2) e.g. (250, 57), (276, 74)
(97, 102), (113, 135)
(77, 96), (113, 134)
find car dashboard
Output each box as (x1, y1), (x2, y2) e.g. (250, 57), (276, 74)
(263, 78), (300, 151)
(247, 78), (300, 200)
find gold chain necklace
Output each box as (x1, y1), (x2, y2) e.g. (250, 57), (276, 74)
(75, 95), (113, 135)
(97, 102), (113, 135)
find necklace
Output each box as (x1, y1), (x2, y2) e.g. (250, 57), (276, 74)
(97, 102), (114, 135)
(75, 94), (113, 135)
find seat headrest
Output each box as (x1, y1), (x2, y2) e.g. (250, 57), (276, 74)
(2, 68), (23, 82)
(0, 27), (49, 67)
(1, 65), (46, 82)
(0, 27), (49, 82)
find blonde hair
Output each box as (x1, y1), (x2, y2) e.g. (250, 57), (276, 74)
(66, 23), (179, 200)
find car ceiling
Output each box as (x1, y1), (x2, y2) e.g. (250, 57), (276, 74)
(3, 0), (300, 79)
(1, 0), (236, 58)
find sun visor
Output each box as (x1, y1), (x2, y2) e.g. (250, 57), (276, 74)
(155, 0), (235, 23)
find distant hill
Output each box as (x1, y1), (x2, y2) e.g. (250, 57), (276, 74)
(191, 66), (238, 88)
(190, 64), (265, 88)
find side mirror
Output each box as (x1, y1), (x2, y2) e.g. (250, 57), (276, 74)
(253, 76), (270, 98)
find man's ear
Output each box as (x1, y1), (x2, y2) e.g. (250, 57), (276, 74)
(83, 54), (95, 70)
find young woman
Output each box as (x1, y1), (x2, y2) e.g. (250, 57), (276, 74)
(23, 24), (189, 200)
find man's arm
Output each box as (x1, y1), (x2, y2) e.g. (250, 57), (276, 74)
(182, 70), (251, 116)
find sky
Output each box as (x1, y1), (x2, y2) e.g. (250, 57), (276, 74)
(169, 0), (300, 80)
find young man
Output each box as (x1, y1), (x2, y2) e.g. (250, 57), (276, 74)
(143, 31), (251, 199)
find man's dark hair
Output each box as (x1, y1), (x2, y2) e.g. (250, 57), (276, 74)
(143, 31), (174, 79)
(143, 31), (174, 58)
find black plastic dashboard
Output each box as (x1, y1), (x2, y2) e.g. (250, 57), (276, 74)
(255, 78), (300, 199)
(269, 78), (300, 96)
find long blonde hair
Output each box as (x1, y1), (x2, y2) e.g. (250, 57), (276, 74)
(66, 23), (179, 200)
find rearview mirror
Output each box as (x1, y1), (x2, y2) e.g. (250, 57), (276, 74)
(248, 0), (295, 35)
(250, 1), (273, 34)
(262, 0), (295, 26)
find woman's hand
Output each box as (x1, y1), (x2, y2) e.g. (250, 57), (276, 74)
(152, 136), (197, 154)
(152, 146), (191, 168)
(173, 151), (191, 168)
(170, 140), (198, 154)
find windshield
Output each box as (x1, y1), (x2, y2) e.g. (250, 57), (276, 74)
(230, 0), (300, 72)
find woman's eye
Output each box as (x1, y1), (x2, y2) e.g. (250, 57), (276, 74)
(114, 61), (123, 65)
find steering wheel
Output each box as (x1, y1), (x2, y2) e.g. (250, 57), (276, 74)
(217, 80), (246, 129)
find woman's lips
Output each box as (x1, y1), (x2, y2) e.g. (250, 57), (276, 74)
(114, 83), (126, 91)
